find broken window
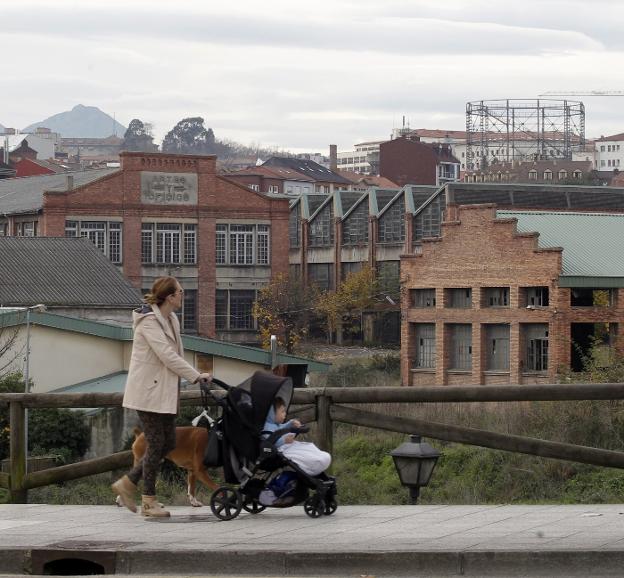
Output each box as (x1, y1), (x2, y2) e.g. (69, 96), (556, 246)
(524, 324), (548, 372)
(414, 195), (443, 241)
(446, 288), (472, 308)
(485, 324), (510, 371)
(483, 287), (510, 307)
(523, 286), (549, 307)
(413, 323), (436, 369)
(411, 288), (436, 308)
(289, 208), (301, 248)
(571, 323), (617, 372)
(377, 261), (400, 302)
(342, 261), (363, 281)
(448, 324), (472, 370)
(570, 288), (614, 307)
(308, 263), (334, 291)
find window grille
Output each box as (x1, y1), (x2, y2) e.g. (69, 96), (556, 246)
(80, 221), (106, 252)
(449, 324), (472, 370)
(215, 290), (228, 329)
(156, 224), (181, 264)
(257, 225), (269, 264)
(308, 203), (334, 246)
(308, 263), (333, 291)
(229, 290), (256, 329)
(216, 224), (227, 264)
(414, 195), (443, 241)
(484, 287), (509, 307)
(525, 324), (548, 372)
(181, 289), (197, 332)
(485, 324), (510, 371)
(448, 288), (472, 308)
(378, 196), (405, 243)
(289, 209), (301, 248)
(141, 224), (153, 263)
(183, 224), (196, 265)
(377, 261), (400, 300)
(109, 222), (122, 264)
(412, 288), (436, 308)
(413, 324), (436, 369)
(342, 201), (369, 244)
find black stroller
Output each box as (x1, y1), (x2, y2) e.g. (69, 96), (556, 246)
(200, 371), (337, 521)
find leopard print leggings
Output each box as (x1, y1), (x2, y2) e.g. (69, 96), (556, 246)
(127, 411), (176, 496)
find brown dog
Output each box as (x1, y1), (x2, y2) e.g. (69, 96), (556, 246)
(116, 426), (219, 507)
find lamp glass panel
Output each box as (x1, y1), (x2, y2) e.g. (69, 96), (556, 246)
(393, 457), (422, 486)
(418, 458), (438, 486)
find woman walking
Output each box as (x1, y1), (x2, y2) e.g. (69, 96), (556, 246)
(112, 276), (212, 517)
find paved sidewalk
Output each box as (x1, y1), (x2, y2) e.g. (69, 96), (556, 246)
(2, 504), (624, 576)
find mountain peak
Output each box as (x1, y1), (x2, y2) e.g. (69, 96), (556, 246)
(23, 105), (127, 138)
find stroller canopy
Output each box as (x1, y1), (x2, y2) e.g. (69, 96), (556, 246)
(223, 371), (294, 460)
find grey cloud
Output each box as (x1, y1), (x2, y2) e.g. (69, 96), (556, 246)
(1, 5), (602, 56)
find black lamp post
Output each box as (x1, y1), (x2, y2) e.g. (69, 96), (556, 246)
(391, 435), (441, 504)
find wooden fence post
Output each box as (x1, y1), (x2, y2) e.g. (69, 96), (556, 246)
(9, 401), (27, 503)
(316, 394), (333, 456)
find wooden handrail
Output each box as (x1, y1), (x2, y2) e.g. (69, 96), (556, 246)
(5, 383), (624, 503)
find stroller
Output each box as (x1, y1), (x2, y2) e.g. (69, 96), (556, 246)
(200, 371), (337, 521)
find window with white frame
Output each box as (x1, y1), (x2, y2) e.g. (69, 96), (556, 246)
(216, 223), (270, 265)
(524, 324), (548, 372)
(268, 185), (279, 193)
(413, 323), (436, 369)
(141, 223), (196, 265)
(528, 170), (537, 180)
(65, 220), (123, 264)
(449, 324), (472, 370)
(485, 324), (510, 371)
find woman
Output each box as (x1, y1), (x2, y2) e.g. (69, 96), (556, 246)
(112, 276), (212, 517)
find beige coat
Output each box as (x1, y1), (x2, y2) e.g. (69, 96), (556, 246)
(123, 304), (200, 415)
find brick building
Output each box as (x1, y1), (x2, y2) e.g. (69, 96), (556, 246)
(379, 136), (460, 187)
(401, 204), (624, 386)
(0, 152), (290, 342)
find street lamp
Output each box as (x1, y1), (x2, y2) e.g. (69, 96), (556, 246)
(391, 434), (441, 504)
(21, 304), (46, 472)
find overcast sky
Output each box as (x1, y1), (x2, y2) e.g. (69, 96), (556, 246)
(3, 0), (624, 152)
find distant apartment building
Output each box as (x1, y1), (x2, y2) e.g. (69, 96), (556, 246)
(59, 135), (124, 162)
(0, 152), (290, 343)
(464, 160), (593, 184)
(222, 165), (316, 196)
(379, 137), (460, 187)
(594, 133), (624, 172)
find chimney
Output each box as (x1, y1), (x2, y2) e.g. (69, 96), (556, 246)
(329, 144), (338, 171)
(66, 175), (74, 190)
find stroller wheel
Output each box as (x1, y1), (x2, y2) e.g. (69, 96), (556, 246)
(324, 499), (338, 516)
(210, 486), (243, 521)
(304, 496), (325, 518)
(242, 498), (266, 514)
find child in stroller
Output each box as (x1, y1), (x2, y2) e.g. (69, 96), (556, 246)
(200, 371), (337, 520)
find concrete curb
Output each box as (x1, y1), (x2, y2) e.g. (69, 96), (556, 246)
(2, 547), (624, 576)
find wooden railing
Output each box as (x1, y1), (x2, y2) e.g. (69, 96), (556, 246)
(2, 383), (624, 503)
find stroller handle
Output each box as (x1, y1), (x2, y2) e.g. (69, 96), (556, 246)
(199, 376), (231, 393)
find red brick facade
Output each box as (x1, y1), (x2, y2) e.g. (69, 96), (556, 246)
(401, 204), (624, 386)
(40, 152), (290, 340)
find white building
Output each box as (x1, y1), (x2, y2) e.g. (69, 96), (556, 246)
(594, 133), (624, 171)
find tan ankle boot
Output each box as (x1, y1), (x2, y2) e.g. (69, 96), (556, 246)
(112, 475), (137, 513)
(142, 495), (170, 517)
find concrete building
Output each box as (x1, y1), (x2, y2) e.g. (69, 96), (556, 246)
(0, 152), (291, 343)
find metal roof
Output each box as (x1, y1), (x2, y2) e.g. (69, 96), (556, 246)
(0, 310), (330, 372)
(497, 210), (624, 286)
(0, 237), (142, 306)
(0, 168), (118, 215)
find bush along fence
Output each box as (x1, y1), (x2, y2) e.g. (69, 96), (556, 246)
(2, 384), (624, 503)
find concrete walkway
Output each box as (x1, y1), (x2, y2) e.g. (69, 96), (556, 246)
(2, 503), (624, 576)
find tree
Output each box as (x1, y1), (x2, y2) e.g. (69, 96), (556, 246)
(161, 117), (216, 155)
(316, 266), (378, 343)
(122, 119), (157, 152)
(253, 273), (318, 353)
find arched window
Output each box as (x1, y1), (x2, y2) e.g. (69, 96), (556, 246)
(558, 170), (567, 180)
